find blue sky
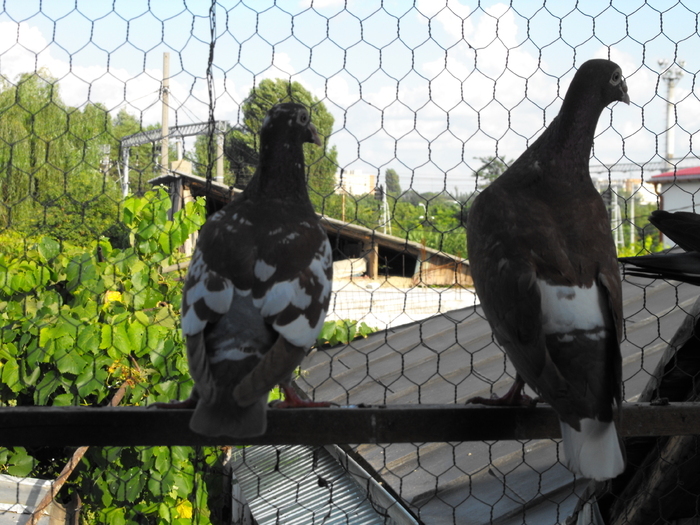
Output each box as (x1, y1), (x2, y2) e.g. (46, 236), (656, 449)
(0, 0), (698, 194)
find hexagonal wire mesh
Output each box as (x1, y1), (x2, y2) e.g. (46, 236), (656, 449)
(0, 0), (699, 523)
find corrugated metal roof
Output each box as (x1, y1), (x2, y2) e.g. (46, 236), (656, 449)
(298, 273), (697, 524)
(231, 444), (418, 525)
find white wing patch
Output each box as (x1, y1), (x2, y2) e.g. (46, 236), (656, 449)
(209, 346), (263, 363)
(282, 232), (300, 243)
(537, 280), (605, 340)
(311, 239), (333, 301)
(254, 278), (312, 316)
(254, 259), (276, 281)
(181, 250), (234, 336)
(274, 308), (327, 348)
(253, 237), (332, 348)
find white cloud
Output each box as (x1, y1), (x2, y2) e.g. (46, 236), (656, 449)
(0, 5), (696, 195)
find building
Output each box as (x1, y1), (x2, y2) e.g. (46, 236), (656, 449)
(335, 169), (377, 196)
(651, 165), (700, 212)
(150, 171), (471, 287)
(651, 166), (700, 246)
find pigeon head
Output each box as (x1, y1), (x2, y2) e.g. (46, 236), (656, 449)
(260, 103), (322, 150)
(569, 59), (630, 109)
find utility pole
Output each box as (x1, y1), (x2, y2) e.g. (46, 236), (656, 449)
(216, 132), (224, 184)
(382, 174), (392, 235)
(658, 59), (684, 168)
(161, 52), (170, 176)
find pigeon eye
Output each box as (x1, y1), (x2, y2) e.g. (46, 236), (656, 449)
(297, 111), (309, 125)
(611, 71), (621, 84)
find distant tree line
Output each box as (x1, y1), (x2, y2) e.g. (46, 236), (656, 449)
(0, 70), (656, 259)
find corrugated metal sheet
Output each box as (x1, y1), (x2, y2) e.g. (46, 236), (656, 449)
(298, 274), (696, 524)
(231, 444), (417, 525)
(0, 474), (63, 525)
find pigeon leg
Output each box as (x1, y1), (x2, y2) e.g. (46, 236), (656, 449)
(466, 374), (538, 407)
(150, 389), (199, 409)
(272, 382), (332, 408)
(233, 335), (307, 407)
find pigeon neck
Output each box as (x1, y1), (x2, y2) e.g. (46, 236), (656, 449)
(553, 97), (606, 169)
(255, 140), (310, 202)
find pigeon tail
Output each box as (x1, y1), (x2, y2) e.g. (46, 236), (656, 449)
(560, 418), (624, 481)
(190, 396), (267, 439)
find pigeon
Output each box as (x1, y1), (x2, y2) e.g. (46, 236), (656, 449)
(466, 59), (630, 481)
(619, 210), (700, 285)
(164, 103), (332, 438)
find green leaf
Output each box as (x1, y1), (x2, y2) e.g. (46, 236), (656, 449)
(1, 328), (17, 344)
(0, 341), (17, 360)
(34, 371), (60, 405)
(101, 323), (131, 355)
(39, 323), (75, 346)
(24, 364), (42, 387)
(65, 253), (97, 291)
(158, 503), (171, 522)
(77, 325), (100, 352)
(56, 350), (88, 375)
(318, 321), (337, 344)
(5, 447), (34, 477)
(37, 237), (60, 263)
(118, 466), (147, 502)
(103, 507), (126, 525)
(1, 358), (20, 392)
(52, 392), (76, 406)
(127, 320), (145, 355)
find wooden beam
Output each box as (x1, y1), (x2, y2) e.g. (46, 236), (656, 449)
(363, 238), (379, 279)
(1, 403), (700, 447)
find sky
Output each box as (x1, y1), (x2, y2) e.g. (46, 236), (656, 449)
(0, 0), (698, 194)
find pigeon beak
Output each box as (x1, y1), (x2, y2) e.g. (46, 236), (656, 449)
(308, 122), (322, 146)
(620, 79), (630, 105)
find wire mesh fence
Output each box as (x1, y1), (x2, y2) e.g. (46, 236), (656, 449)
(1, 0), (699, 523)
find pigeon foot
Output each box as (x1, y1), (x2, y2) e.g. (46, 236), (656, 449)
(271, 384), (333, 408)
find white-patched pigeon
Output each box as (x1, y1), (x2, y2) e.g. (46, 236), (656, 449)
(162, 102), (332, 438)
(466, 59), (630, 481)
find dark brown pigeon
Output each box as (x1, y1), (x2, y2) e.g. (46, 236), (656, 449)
(467, 59), (630, 480)
(170, 103), (332, 438)
(620, 210), (700, 285)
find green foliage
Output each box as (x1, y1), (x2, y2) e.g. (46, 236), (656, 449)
(0, 188), (224, 524)
(473, 155), (512, 188)
(112, 108), (160, 195)
(384, 168), (402, 196)
(317, 320), (377, 347)
(0, 70), (123, 244)
(0, 71), (165, 245)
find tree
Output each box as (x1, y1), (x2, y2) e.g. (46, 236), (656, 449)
(473, 155), (511, 188)
(190, 126), (249, 187)
(385, 168), (402, 196)
(226, 79), (339, 208)
(0, 70), (121, 244)
(112, 108), (164, 195)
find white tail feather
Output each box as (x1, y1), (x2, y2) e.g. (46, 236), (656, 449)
(560, 418), (624, 481)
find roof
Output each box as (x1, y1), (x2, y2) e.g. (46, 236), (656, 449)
(297, 272), (698, 524)
(151, 171), (471, 284)
(651, 165), (700, 183)
(231, 444), (416, 524)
